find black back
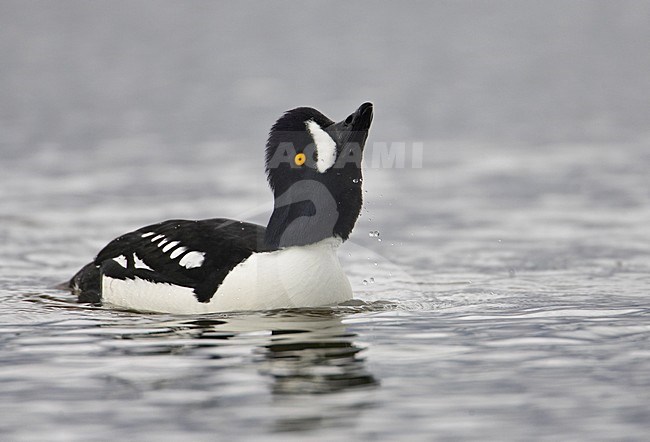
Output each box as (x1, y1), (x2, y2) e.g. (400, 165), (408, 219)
(70, 218), (269, 303)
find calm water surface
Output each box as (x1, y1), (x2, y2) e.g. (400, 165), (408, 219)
(2, 140), (649, 441)
(2, 2), (650, 441)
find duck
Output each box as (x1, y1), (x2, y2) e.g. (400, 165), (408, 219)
(68, 102), (374, 314)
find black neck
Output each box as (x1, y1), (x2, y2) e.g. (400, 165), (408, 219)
(265, 178), (362, 249)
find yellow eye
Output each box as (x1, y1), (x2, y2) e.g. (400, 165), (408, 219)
(294, 152), (306, 166)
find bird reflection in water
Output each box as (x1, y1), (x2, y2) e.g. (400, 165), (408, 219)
(121, 309), (378, 396)
(256, 311), (378, 395)
(242, 310), (378, 433)
(97, 308), (378, 433)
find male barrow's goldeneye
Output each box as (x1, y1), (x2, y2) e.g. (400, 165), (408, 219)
(68, 102), (374, 314)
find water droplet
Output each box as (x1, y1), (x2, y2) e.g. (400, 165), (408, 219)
(362, 279), (368, 285)
(373, 262), (378, 266)
(352, 178), (359, 184)
(369, 277), (375, 284)
(369, 230), (380, 238)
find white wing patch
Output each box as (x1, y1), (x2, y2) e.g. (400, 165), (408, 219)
(306, 120), (337, 173)
(179, 251), (205, 269)
(141, 232), (155, 238)
(133, 253), (153, 271)
(113, 255), (128, 268)
(151, 234), (165, 243)
(170, 247), (187, 260)
(162, 241), (180, 253)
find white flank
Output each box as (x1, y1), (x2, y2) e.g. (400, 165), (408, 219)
(141, 232), (155, 238)
(100, 237), (352, 315)
(179, 251), (205, 269)
(102, 275), (199, 314)
(133, 253), (153, 271)
(170, 247), (187, 260)
(162, 241), (180, 253)
(113, 255), (128, 268)
(306, 120), (337, 173)
(213, 237), (351, 312)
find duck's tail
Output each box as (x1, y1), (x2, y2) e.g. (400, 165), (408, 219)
(68, 262), (101, 303)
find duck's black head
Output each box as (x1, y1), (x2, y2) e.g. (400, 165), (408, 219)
(264, 102), (374, 249)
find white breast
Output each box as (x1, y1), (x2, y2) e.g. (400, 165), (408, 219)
(101, 238), (352, 314)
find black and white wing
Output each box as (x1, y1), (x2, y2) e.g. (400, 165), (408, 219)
(69, 218), (269, 303)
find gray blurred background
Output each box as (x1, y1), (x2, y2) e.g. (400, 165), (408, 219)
(2, 0), (649, 155)
(1, 5), (650, 439)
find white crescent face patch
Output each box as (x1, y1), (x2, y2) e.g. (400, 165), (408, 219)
(306, 120), (337, 173)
